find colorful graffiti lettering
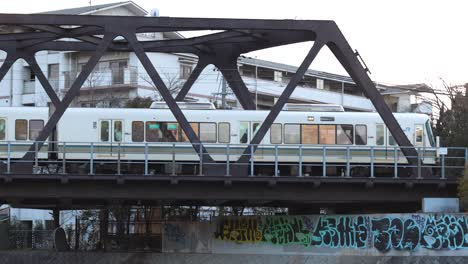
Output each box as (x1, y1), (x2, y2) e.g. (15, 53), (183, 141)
(215, 217), (262, 243)
(214, 214), (468, 252)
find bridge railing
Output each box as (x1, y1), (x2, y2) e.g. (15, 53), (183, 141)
(0, 141), (466, 179)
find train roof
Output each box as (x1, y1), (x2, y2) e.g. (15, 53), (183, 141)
(0, 107), (430, 123)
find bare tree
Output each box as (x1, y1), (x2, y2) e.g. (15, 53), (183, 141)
(138, 71), (184, 101)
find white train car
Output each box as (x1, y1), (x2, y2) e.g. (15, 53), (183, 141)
(1, 105), (436, 166)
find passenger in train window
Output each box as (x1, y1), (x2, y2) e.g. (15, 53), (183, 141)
(163, 123), (179, 142)
(146, 121), (162, 142)
(114, 121), (123, 142)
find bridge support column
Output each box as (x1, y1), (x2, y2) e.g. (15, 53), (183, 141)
(53, 209), (60, 229)
(99, 208), (109, 251)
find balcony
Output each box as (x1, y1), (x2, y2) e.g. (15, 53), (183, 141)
(63, 66), (138, 92)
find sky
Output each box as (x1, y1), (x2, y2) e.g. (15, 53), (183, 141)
(2, 0), (467, 87)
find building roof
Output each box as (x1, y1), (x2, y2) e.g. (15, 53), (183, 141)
(238, 56), (355, 84)
(40, 1), (147, 16)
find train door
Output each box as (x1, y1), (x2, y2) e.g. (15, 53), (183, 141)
(239, 121), (263, 157)
(375, 123), (388, 161)
(0, 117), (6, 158)
(99, 119), (123, 156)
(414, 124), (424, 160)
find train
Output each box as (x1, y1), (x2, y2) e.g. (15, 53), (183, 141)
(0, 103), (438, 176)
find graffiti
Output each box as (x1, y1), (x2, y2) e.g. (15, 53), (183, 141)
(215, 217), (262, 243)
(371, 218), (420, 251)
(214, 214), (468, 252)
(312, 216), (368, 249)
(422, 215), (468, 250)
(262, 216), (310, 246)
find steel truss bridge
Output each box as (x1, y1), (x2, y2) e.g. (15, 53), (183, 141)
(0, 142), (465, 211)
(0, 14), (465, 211)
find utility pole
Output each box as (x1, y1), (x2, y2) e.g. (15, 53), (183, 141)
(255, 63), (258, 110)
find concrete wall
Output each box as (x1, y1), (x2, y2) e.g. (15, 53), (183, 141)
(162, 213), (468, 256)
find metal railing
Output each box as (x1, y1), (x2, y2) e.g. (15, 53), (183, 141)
(0, 141), (466, 179)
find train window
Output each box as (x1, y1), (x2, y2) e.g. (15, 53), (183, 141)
(15, 119), (28, 140)
(284, 124), (300, 144)
(337, 125), (353, 145)
(132, 121), (144, 142)
(301, 124), (318, 144)
(146, 121), (162, 142)
(388, 129), (396, 146)
(376, 124), (385, 146)
(270, 123), (282, 144)
(239, 122), (248, 144)
(252, 122), (261, 137)
(29, 120), (44, 140)
(319, 125), (336, 144)
(180, 123), (200, 142)
(100, 121), (109, 142)
(163, 122), (179, 142)
(114, 121), (123, 142)
(355, 125), (367, 145)
(415, 125), (424, 146)
(218, 123), (230, 143)
(0, 119), (5, 140)
(200, 123), (216, 143)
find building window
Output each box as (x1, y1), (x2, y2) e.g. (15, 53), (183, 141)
(355, 125), (367, 145)
(336, 124), (353, 145)
(29, 120), (44, 140)
(274, 71), (283, 82)
(132, 121), (144, 142)
(110, 60), (127, 85)
(15, 119), (28, 140)
(270, 123), (282, 144)
(284, 124), (300, 144)
(218, 123), (230, 143)
(180, 64), (193, 80)
(48, 64), (59, 91)
(0, 119), (5, 140)
(199, 123), (216, 143)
